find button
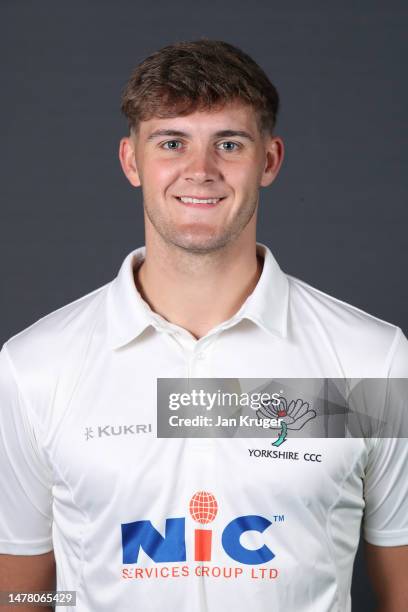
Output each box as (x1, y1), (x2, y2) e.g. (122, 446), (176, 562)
(196, 352), (205, 360)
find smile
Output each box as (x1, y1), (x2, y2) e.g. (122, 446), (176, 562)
(175, 196), (226, 207)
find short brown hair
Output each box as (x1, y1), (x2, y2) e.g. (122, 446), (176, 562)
(121, 39), (280, 137)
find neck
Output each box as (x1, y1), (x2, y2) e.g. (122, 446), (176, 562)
(134, 234), (263, 340)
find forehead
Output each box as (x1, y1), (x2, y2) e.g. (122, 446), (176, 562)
(138, 101), (261, 138)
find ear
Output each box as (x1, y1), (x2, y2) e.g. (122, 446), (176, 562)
(119, 135), (141, 187)
(260, 136), (284, 187)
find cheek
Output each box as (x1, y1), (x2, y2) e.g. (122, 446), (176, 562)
(230, 170), (259, 200)
(144, 161), (179, 192)
(226, 158), (260, 186)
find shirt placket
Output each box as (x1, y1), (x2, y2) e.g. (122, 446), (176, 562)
(161, 326), (218, 485)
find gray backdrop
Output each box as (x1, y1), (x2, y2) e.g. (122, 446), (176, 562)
(1, 1), (407, 609)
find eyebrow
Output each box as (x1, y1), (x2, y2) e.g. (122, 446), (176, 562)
(145, 129), (256, 142)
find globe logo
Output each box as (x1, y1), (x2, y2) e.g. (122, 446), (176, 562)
(189, 491), (218, 525)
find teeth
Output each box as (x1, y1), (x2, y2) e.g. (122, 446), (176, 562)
(179, 197), (221, 204)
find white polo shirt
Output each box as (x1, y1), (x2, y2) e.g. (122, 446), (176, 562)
(1, 242), (408, 612)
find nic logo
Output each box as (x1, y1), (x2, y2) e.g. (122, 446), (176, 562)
(121, 491), (282, 565)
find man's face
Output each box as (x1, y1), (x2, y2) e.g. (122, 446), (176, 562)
(120, 101), (283, 253)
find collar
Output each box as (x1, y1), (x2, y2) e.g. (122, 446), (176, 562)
(106, 242), (289, 350)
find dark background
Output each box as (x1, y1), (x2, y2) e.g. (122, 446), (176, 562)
(1, 1), (407, 609)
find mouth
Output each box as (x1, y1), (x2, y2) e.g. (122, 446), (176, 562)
(174, 196), (226, 208)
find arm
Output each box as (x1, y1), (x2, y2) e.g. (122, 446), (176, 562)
(0, 551), (56, 611)
(364, 542), (408, 612)
(0, 345), (55, 609)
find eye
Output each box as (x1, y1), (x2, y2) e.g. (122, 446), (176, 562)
(161, 140), (183, 150)
(217, 141), (241, 152)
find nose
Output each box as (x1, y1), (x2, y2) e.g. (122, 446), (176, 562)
(182, 147), (221, 184)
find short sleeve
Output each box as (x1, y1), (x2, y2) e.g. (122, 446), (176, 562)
(387, 327), (408, 377)
(0, 343), (53, 554)
(363, 436), (408, 546)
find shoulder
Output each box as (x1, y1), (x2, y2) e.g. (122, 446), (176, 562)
(3, 282), (111, 393)
(286, 274), (407, 376)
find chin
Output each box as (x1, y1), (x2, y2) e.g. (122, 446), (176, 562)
(170, 234), (230, 254)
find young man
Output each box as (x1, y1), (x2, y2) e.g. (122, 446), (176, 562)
(1, 39), (407, 612)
